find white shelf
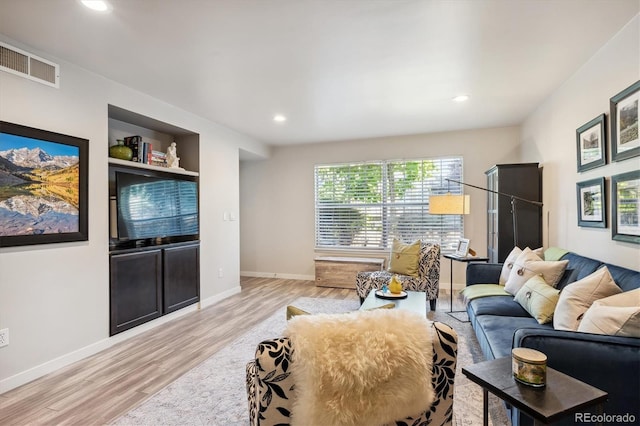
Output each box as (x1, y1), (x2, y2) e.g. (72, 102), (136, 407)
(108, 157), (199, 177)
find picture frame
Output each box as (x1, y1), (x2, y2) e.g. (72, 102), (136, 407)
(576, 177), (606, 228)
(0, 121), (89, 247)
(610, 80), (640, 162)
(576, 114), (606, 172)
(455, 238), (470, 256)
(611, 170), (639, 244)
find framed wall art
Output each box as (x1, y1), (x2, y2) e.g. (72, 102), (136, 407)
(610, 80), (640, 162)
(576, 177), (606, 228)
(0, 121), (89, 247)
(611, 170), (639, 244)
(576, 114), (606, 172)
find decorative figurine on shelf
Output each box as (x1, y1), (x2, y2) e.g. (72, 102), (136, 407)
(166, 142), (183, 169)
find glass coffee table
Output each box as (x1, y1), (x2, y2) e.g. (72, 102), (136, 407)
(360, 289), (426, 316)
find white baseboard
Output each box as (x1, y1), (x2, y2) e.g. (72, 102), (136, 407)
(0, 336), (113, 394)
(0, 291), (234, 394)
(240, 271), (314, 281)
(199, 285), (241, 309)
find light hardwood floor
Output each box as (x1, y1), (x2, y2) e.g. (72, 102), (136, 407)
(0, 277), (360, 425)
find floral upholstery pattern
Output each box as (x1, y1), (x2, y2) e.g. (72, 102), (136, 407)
(355, 242), (441, 307)
(246, 321), (457, 426)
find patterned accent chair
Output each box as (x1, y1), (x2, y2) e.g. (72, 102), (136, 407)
(246, 321), (457, 426)
(355, 242), (441, 310)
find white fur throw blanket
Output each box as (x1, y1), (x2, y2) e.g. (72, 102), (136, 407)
(284, 309), (434, 426)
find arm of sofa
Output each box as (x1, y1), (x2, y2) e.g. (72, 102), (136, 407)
(513, 328), (640, 420)
(466, 262), (503, 285)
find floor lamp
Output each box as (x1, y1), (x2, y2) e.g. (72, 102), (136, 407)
(444, 178), (543, 248)
(429, 184), (472, 316)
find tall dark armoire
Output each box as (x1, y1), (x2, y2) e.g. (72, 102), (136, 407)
(485, 163), (542, 263)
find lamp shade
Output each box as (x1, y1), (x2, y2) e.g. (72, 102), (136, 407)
(429, 194), (470, 214)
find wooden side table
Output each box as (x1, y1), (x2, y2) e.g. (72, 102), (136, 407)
(462, 357), (608, 425)
(443, 254), (489, 314)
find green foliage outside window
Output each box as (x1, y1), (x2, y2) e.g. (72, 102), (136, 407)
(315, 158), (463, 250)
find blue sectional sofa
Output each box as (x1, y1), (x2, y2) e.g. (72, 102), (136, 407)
(465, 249), (640, 426)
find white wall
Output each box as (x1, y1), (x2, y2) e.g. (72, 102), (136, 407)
(521, 15), (640, 270)
(240, 126), (522, 287)
(240, 15), (640, 287)
(0, 35), (267, 392)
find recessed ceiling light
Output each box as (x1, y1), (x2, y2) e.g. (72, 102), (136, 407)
(273, 114), (287, 123)
(80, 0), (111, 12)
(453, 95), (470, 103)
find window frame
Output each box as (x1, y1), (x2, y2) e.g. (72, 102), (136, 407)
(314, 156), (465, 253)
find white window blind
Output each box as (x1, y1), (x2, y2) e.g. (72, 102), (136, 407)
(315, 157), (464, 252)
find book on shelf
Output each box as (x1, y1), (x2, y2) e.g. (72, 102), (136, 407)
(123, 135), (142, 162)
(141, 141), (152, 165)
(123, 136), (158, 164)
(121, 137), (172, 167)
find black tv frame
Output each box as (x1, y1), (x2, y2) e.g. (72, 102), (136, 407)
(109, 166), (199, 250)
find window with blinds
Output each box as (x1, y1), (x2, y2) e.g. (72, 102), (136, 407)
(314, 157), (464, 253)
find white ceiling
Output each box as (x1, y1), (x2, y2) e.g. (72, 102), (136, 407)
(0, 0), (638, 145)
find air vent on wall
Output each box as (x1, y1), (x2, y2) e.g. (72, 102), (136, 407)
(0, 41), (59, 88)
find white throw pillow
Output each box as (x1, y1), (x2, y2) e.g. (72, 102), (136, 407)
(532, 247), (545, 258)
(504, 249), (567, 295)
(578, 289), (640, 337)
(499, 246), (522, 285)
(553, 266), (622, 331)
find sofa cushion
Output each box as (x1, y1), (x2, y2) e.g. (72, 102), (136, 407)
(554, 266), (622, 331)
(474, 315), (547, 359)
(514, 275), (561, 324)
(388, 239), (420, 277)
(555, 268), (580, 291)
(561, 252), (603, 281)
(468, 295), (530, 318)
(578, 289), (640, 337)
(504, 249), (568, 295)
(606, 263), (640, 292)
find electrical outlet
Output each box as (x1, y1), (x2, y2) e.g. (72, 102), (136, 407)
(218, 268), (223, 278)
(0, 328), (8, 348)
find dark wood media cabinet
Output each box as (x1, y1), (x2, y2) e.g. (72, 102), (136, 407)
(109, 241), (200, 336)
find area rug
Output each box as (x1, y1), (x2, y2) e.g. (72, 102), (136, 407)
(447, 311), (470, 323)
(113, 297), (508, 426)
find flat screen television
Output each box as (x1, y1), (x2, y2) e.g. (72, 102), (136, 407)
(114, 170), (199, 244)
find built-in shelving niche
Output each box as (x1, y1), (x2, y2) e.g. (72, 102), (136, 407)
(107, 104), (200, 175)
